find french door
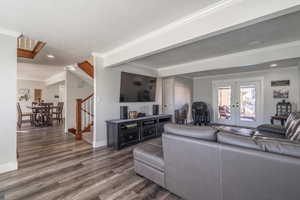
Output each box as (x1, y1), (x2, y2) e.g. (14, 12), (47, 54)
(213, 78), (263, 127)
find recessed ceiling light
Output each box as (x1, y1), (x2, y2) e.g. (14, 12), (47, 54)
(270, 63), (278, 68)
(248, 41), (261, 46)
(47, 54), (55, 58)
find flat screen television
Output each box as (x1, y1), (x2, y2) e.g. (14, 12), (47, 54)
(120, 72), (157, 102)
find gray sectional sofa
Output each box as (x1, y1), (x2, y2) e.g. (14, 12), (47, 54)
(133, 112), (300, 200)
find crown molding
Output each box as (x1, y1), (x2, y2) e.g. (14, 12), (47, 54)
(103, 0), (237, 58)
(92, 52), (105, 58)
(0, 27), (20, 37)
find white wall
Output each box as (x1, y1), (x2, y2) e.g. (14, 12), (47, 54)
(94, 59), (162, 147)
(193, 67), (300, 124)
(162, 77), (193, 122)
(0, 34), (17, 173)
(66, 71), (93, 131)
(17, 79), (46, 113)
(174, 77), (193, 122)
(44, 81), (65, 103)
(44, 81), (66, 117)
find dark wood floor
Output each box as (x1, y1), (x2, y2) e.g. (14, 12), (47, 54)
(0, 125), (181, 200)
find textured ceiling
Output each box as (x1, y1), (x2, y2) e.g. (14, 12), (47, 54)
(134, 11), (300, 69)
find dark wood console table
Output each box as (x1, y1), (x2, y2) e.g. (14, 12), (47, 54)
(106, 114), (172, 150)
(271, 115), (288, 126)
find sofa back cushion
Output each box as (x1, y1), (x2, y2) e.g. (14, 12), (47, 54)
(217, 131), (262, 150)
(164, 124), (217, 141)
(255, 138), (300, 158)
(286, 119), (300, 139)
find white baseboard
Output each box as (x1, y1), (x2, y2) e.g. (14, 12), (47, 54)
(93, 140), (107, 148)
(0, 161), (18, 174)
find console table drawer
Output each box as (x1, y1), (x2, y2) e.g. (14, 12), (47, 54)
(119, 124), (139, 147)
(141, 125), (156, 140)
(120, 131), (139, 147)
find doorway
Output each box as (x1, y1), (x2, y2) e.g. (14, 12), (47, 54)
(212, 78), (263, 127)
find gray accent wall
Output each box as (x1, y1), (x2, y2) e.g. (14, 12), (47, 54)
(0, 33), (17, 173)
(193, 66), (300, 124)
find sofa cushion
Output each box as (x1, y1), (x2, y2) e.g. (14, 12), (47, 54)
(145, 137), (162, 147)
(256, 124), (286, 135)
(164, 123), (217, 141)
(286, 119), (300, 139)
(133, 143), (164, 172)
(217, 131), (261, 150)
(253, 130), (286, 139)
(255, 137), (300, 158)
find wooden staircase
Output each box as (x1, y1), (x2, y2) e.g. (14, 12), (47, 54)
(69, 93), (94, 140)
(78, 60), (94, 78)
(68, 58), (94, 141)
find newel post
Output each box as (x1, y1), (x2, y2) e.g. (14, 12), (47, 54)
(76, 99), (82, 140)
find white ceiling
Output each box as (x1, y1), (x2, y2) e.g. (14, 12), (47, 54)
(0, 0), (221, 66)
(133, 11), (300, 69)
(17, 63), (64, 81)
(181, 58), (300, 78)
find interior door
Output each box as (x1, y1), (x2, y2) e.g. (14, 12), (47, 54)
(213, 82), (236, 125)
(236, 81), (262, 127)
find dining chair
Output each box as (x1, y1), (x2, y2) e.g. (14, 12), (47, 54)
(53, 102), (64, 124)
(36, 103), (53, 127)
(17, 102), (33, 128)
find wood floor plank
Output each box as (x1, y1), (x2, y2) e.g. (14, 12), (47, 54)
(0, 124), (182, 200)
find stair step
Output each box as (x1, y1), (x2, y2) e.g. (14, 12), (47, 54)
(82, 131), (93, 145)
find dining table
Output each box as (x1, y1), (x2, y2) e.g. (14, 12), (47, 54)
(27, 105), (59, 127)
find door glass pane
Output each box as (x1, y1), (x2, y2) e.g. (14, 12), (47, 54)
(240, 85), (256, 121)
(218, 87), (231, 120)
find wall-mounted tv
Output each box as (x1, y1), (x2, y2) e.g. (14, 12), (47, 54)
(120, 72), (157, 102)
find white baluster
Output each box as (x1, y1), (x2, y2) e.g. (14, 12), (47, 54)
(83, 102), (86, 128)
(89, 98), (92, 124)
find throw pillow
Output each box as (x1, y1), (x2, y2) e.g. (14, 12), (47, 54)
(286, 119), (300, 139)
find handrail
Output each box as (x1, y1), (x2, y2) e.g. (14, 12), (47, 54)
(82, 93), (94, 103)
(75, 93), (94, 140)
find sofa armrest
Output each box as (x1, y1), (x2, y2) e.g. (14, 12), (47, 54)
(256, 124), (286, 135)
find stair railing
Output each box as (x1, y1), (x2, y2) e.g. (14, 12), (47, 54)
(76, 94), (94, 140)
